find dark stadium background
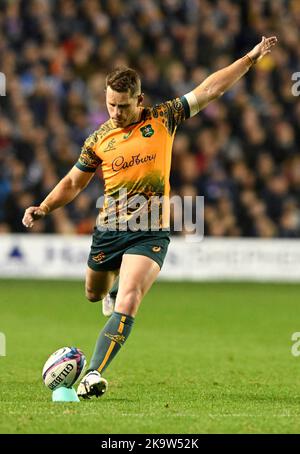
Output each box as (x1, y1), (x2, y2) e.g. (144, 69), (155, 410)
(0, 0), (299, 237)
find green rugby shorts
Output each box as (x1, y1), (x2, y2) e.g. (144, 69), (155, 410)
(87, 228), (170, 271)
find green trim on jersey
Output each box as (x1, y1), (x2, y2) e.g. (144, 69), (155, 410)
(75, 162), (97, 173)
(180, 95), (191, 119)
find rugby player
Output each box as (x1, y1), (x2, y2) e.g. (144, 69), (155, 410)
(22, 36), (277, 399)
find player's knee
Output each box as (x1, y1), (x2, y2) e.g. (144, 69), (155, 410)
(85, 288), (105, 303)
(116, 287), (142, 314)
(124, 287), (142, 305)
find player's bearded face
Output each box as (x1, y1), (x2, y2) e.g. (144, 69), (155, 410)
(106, 86), (143, 128)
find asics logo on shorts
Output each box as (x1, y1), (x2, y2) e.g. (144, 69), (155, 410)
(152, 246), (161, 252)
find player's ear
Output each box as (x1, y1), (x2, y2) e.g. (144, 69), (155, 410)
(137, 93), (144, 106)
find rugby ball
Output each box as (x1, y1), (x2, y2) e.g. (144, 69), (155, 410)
(42, 347), (86, 391)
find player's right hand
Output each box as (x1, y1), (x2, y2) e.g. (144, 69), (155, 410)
(22, 206), (47, 228)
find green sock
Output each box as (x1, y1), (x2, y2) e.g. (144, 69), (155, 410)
(109, 276), (119, 299)
(88, 311), (134, 374)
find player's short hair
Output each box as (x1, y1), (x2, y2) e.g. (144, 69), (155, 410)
(106, 67), (141, 97)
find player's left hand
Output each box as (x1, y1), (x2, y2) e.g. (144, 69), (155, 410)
(248, 36), (278, 64)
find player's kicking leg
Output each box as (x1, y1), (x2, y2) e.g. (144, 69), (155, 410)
(78, 267), (117, 399)
(77, 254), (160, 399)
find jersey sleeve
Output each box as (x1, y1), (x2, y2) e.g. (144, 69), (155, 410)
(150, 97), (191, 136)
(75, 132), (102, 173)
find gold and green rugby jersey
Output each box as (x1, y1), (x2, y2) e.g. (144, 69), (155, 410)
(75, 97), (191, 230)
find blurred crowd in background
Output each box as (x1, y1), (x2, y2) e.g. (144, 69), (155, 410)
(0, 0), (300, 237)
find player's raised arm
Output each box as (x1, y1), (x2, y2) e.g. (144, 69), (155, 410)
(22, 166), (94, 228)
(184, 36), (278, 115)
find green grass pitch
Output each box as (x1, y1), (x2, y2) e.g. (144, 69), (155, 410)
(0, 279), (300, 434)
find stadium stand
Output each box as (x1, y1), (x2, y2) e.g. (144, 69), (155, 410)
(0, 0), (299, 237)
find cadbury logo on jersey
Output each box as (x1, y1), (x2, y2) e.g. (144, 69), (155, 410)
(112, 153), (156, 172)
